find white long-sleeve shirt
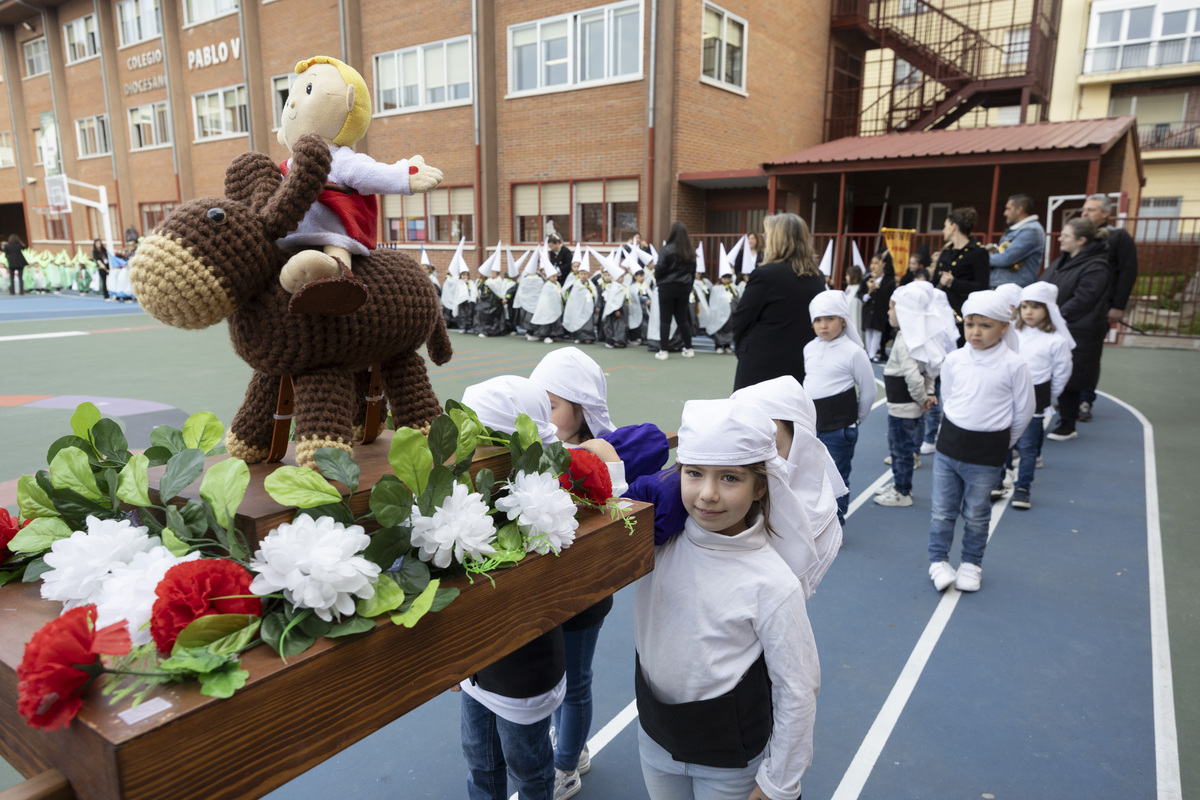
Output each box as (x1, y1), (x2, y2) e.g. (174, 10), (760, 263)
(802, 335), (876, 426)
(635, 518), (820, 800)
(941, 342), (1036, 448)
(1016, 326), (1072, 412)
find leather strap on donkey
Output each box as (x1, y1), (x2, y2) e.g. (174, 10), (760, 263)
(267, 367), (384, 462)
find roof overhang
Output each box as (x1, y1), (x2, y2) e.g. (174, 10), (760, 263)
(676, 168), (768, 190)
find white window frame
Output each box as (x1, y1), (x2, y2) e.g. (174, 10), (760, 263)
(191, 84), (249, 142)
(506, 0), (644, 99)
(271, 73), (297, 130)
(64, 14), (100, 64)
(117, 0), (163, 48)
(927, 202), (952, 233)
(700, 2), (748, 94)
(23, 38), (49, 77)
(183, 0), (239, 27)
(128, 101), (171, 150)
(0, 131), (14, 168)
(1003, 26), (1030, 67)
(894, 57), (921, 88)
(76, 114), (112, 158)
(373, 35), (474, 117)
(897, 204), (921, 231)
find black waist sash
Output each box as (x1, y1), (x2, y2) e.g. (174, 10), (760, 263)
(813, 387), (858, 432)
(635, 652), (772, 769)
(936, 417), (1010, 467)
(884, 374), (916, 405)
(471, 628), (565, 698)
(1034, 381), (1052, 414)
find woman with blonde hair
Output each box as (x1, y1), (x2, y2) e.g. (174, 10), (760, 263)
(731, 213), (826, 390)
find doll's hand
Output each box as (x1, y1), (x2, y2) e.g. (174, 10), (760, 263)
(407, 155), (444, 193)
(578, 439), (620, 462)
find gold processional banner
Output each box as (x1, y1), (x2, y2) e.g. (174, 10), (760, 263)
(882, 228), (916, 278)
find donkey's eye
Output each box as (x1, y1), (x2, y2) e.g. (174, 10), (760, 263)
(207, 208), (228, 225)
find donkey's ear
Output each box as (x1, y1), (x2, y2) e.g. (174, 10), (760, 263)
(259, 133), (331, 242)
(225, 151), (282, 210)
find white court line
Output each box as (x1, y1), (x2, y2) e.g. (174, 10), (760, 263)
(1097, 390), (1180, 800)
(0, 330), (88, 342)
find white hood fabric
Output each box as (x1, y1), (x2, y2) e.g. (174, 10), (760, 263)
(462, 375), (559, 446)
(529, 346), (616, 437)
(808, 289), (865, 349)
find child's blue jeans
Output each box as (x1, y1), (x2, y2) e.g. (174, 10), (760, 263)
(888, 415), (924, 495)
(817, 425), (858, 524)
(1014, 416), (1044, 492)
(552, 620), (604, 772)
(461, 693), (555, 800)
(928, 453), (1003, 566)
(923, 378), (942, 444)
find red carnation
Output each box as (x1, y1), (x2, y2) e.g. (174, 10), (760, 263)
(1, 508), (30, 565)
(17, 605), (132, 731)
(559, 448), (614, 504)
(150, 559), (262, 654)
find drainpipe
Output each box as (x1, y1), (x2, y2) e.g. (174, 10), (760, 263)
(646, 0), (656, 242)
(472, 0), (483, 264)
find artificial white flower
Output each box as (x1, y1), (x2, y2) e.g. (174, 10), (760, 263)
(494, 470), (579, 555)
(41, 515), (160, 609)
(410, 483), (496, 568)
(248, 514), (381, 622)
(94, 547), (202, 645)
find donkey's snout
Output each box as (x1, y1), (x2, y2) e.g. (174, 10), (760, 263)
(129, 234), (236, 330)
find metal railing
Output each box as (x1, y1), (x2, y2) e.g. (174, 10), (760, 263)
(1083, 37), (1200, 74)
(1137, 121), (1200, 151)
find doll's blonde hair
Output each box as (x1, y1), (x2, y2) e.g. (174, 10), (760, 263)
(295, 56), (371, 147)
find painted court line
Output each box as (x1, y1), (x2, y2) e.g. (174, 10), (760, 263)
(0, 330), (88, 342)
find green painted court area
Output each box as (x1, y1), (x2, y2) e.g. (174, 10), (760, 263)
(1, 292), (1197, 799)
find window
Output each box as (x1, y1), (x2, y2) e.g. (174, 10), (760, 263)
(513, 179), (639, 243)
(24, 38), (49, 77)
(0, 132), (13, 167)
(1004, 27), (1029, 67)
(1138, 196), (1181, 241)
(76, 115), (111, 157)
(129, 102), (171, 149)
(140, 202), (177, 233)
(184, 0), (238, 26)
(701, 3), (746, 91)
(192, 85), (249, 140)
(87, 204), (121, 242)
(1089, 6), (1158, 70)
(898, 205), (920, 230)
(996, 105), (1022, 125)
(383, 193), (428, 243)
(117, 0), (162, 46)
(894, 58), (920, 88)
(508, 1), (642, 95)
(428, 187), (475, 241)
(64, 15), (99, 63)
(45, 214), (67, 241)
(374, 36), (471, 114)
(927, 202), (951, 233)
(272, 74), (296, 128)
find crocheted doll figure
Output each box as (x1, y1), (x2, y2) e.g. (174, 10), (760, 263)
(277, 56), (444, 314)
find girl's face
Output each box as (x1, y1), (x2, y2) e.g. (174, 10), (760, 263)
(869, 258), (884, 277)
(547, 392), (585, 444)
(748, 233), (760, 250)
(680, 464), (764, 537)
(720, 275), (733, 285)
(813, 315), (846, 341)
(964, 315), (1008, 350)
(1020, 300), (1048, 328)
(887, 301), (898, 328)
(908, 255), (920, 271)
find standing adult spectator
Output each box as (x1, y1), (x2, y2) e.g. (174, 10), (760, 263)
(932, 207), (990, 325)
(731, 213), (826, 389)
(548, 234), (574, 286)
(1042, 218), (1111, 441)
(1077, 193), (1138, 421)
(92, 238), (111, 300)
(5, 234), (27, 295)
(653, 222), (696, 360)
(987, 194), (1045, 288)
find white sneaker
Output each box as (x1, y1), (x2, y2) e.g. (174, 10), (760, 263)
(929, 561), (957, 592)
(1036, 456), (1044, 469)
(654, 350), (668, 361)
(554, 768), (582, 800)
(920, 441), (937, 455)
(1002, 469), (1015, 489)
(681, 348), (695, 358)
(543, 337), (554, 344)
(883, 455), (892, 465)
(873, 488), (913, 507)
(577, 745), (591, 774)
(478, 333), (487, 338)
(526, 334), (539, 342)
(955, 563), (982, 592)
(874, 481), (895, 495)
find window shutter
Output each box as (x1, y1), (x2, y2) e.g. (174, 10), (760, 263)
(575, 181), (604, 204)
(514, 184), (539, 216)
(428, 188), (449, 216)
(451, 187), (474, 215)
(541, 182), (569, 214)
(606, 178), (638, 202)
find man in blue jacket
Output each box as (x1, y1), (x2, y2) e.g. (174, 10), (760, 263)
(988, 194), (1045, 288)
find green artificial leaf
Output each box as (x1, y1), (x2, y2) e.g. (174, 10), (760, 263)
(17, 474), (58, 519)
(313, 447), (360, 493)
(149, 425), (187, 456)
(198, 666), (249, 698)
(161, 526), (191, 557)
(417, 465), (456, 518)
(158, 449), (205, 504)
(325, 615), (376, 638)
(92, 418), (129, 463)
(0, 570), (25, 587)
(363, 525), (412, 571)
(388, 427), (433, 495)
(304, 501), (357, 526)
(117, 454), (152, 507)
(182, 411), (224, 454)
(356, 574), (405, 617)
(540, 442), (572, 477)
(515, 442), (544, 477)
(298, 613), (333, 639)
(180, 500), (211, 537)
(474, 468), (495, 502)
(259, 610), (317, 658)
(514, 413), (540, 449)
(427, 414), (458, 466)
(49, 447), (103, 501)
(46, 434), (99, 465)
(495, 521), (522, 552)
(199, 457), (250, 528)
(391, 579), (440, 628)
(263, 466), (342, 508)
(429, 586), (460, 613)
(22, 557), (51, 582)
(369, 474), (413, 528)
(159, 647), (230, 675)
(206, 619), (262, 657)
(70, 402), (101, 445)
(174, 614), (260, 652)
(9, 517), (73, 553)
(49, 487), (110, 529)
(450, 410), (482, 463)
(143, 445), (174, 468)
(394, 556), (431, 596)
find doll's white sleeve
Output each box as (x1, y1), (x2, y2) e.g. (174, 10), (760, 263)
(332, 147), (412, 196)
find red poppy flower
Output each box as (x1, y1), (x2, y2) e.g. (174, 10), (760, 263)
(17, 605), (132, 731)
(150, 559), (263, 654)
(559, 448), (613, 504)
(1, 508), (30, 565)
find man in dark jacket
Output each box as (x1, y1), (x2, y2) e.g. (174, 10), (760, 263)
(548, 235), (574, 286)
(1078, 194), (1138, 421)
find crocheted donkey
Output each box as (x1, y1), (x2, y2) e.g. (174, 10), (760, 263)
(129, 133), (452, 467)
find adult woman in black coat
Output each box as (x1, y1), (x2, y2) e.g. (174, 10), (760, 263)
(731, 213), (826, 390)
(5, 234), (27, 295)
(92, 239), (111, 300)
(931, 207), (989, 342)
(653, 222), (696, 359)
(1042, 218), (1111, 440)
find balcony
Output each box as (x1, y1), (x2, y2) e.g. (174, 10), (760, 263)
(1138, 121), (1200, 151)
(1084, 37), (1200, 74)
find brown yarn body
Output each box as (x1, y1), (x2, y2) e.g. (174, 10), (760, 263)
(128, 133), (452, 467)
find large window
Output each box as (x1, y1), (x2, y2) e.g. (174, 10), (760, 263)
(117, 0), (162, 46)
(513, 179), (639, 243)
(76, 115), (111, 157)
(0, 132), (13, 168)
(192, 85), (249, 140)
(1004, 27), (1030, 67)
(382, 186), (475, 243)
(184, 0), (238, 26)
(24, 38), (49, 77)
(509, 1), (642, 95)
(64, 15), (99, 64)
(374, 36), (472, 114)
(140, 202), (177, 234)
(702, 3), (746, 91)
(129, 102), (171, 149)
(44, 214), (67, 241)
